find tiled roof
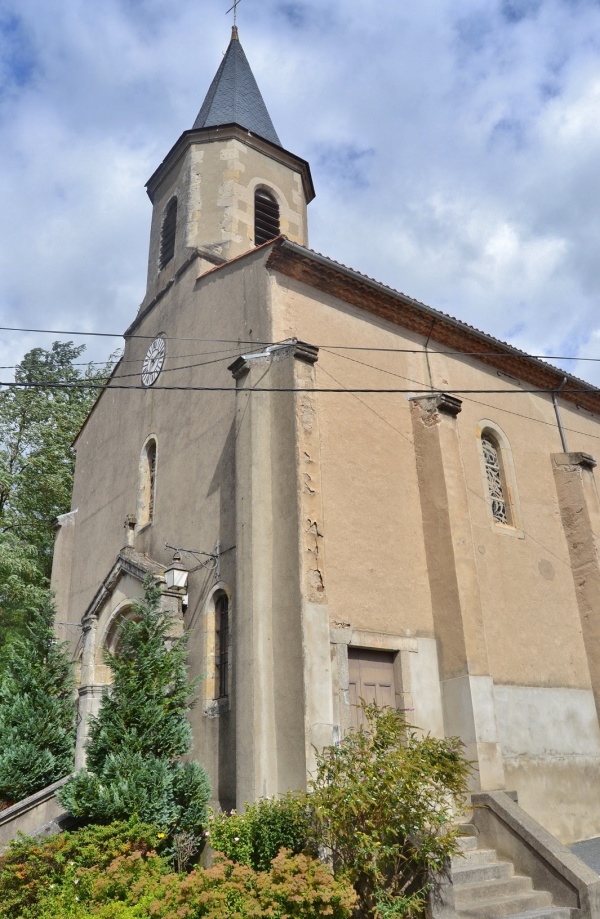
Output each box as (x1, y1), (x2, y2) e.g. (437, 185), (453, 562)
(265, 238), (600, 414)
(193, 28), (281, 147)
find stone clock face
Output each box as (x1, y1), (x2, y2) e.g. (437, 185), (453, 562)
(141, 336), (166, 387)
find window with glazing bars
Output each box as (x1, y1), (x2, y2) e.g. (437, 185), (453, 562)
(481, 434), (510, 524)
(215, 594), (229, 698)
(254, 189), (280, 245)
(159, 197), (177, 269)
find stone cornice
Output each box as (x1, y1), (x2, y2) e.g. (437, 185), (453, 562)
(228, 340), (319, 380)
(146, 124), (315, 204)
(410, 392), (463, 417)
(553, 452), (597, 469)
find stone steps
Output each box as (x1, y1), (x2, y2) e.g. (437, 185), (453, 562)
(451, 829), (574, 919)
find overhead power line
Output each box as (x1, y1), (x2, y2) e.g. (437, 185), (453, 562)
(1, 381), (599, 395)
(3, 324), (600, 363)
(0, 326), (273, 346)
(0, 346), (251, 371)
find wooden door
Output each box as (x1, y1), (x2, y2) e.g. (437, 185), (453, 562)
(348, 648), (396, 730)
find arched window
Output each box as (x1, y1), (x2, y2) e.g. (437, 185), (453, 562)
(254, 188), (280, 245)
(137, 438), (157, 528)
(159, 197), (177, 269)
(481, 433), (510, 524)
(215, 593), (229, 699)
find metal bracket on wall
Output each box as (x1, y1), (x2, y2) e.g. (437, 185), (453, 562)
(164, 541), (236, 583)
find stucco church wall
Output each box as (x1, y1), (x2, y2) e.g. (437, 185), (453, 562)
(267, 269), (600, 839)
(268, 272), (436, 642)
(66, 250), (275, 806)
(270, 273), (597, 696)
(433, 349), (593, 691)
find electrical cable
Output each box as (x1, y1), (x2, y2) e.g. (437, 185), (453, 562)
(0, 346), (254, 371)
(320, 348), (600, 441)
(0, 325), (274, 345)
(1, 381), (600, 394)
(3, 323), (600, 364)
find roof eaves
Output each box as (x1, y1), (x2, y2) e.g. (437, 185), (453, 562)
(267, 239), (600, 413)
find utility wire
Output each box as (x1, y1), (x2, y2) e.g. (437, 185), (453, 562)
(1, 381), (599, 394)
(321, 348), (600, 441)
(3, 324), (600, 364)
(0, 325), (274, 346)
(0, 346), (251, 371)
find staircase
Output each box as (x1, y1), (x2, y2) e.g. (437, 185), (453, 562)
(451, 826), (574, 919)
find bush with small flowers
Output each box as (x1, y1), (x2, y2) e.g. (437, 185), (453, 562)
(0, 818), (162, 919)
(207, 793), (314, 871)
(0, 826), (355, 919)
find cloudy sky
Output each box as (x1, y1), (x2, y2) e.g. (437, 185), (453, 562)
(1, 0), (600, 383)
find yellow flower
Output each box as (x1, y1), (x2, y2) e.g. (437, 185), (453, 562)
(157, 832), (166, 839)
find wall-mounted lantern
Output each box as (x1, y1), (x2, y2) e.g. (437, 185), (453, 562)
(165, 550), (188, 591)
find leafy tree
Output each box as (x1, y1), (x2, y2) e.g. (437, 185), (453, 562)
(310, 704), (471, 919)
(0, 596), (76, 805)
(58, 579), (211, 842)
(0, 342), (113, 664)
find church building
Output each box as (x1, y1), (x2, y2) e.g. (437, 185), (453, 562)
(52, 26), (600, 845)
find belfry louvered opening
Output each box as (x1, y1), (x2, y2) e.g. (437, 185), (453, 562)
(254, 189), (280, 245)
(159, 197), (177, 270)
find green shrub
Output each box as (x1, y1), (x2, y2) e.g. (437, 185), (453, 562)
(0, 819), (162, 919)
(1, 828), (355, 919)
(208, 793), (314, 871)
(58, 580), (211, 844)
(310, 704), (471, 919)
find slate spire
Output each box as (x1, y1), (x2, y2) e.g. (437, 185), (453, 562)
(193, 28), (281, 147)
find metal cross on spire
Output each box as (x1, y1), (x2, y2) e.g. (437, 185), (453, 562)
(226, 0), (242, 26)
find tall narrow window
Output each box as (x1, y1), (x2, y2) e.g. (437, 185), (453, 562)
(147, 440), (157, 522)
(138, 438), (157, 527)
(254, 189), (280, 245)
(215, 593), (229, 698)
(481, 433), (510, 524)
(159, 197), (177, 269)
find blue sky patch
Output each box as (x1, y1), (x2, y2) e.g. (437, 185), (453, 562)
(0, 14), (37, 89)
(490, 116), (528, 152)
(454, 13), (495, 56)
(500, 0), (543, 25)
(315, 143), (376, 189)
(278, 2), (308, 29)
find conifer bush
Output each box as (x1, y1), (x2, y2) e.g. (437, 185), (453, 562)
(58, 579), (211, 844)
(0, 597), (76, 805)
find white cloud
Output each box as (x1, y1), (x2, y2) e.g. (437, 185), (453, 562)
(1, 0), (600, 387)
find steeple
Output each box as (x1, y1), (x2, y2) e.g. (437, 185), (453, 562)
(142, 28), (314, 304)
(193, 28), (281, 148)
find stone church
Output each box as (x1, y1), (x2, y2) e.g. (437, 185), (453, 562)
(51, 26), (600, 846)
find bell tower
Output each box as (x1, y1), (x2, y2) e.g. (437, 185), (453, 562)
(143, 27), (315, 303)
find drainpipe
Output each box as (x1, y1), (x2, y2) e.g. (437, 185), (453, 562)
(552, 377), (569, 453)
(424, 320), (437, 391)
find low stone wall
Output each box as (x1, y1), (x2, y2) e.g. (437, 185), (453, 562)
(472, 790), (600, 919)
(0, 777), (71, 849)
